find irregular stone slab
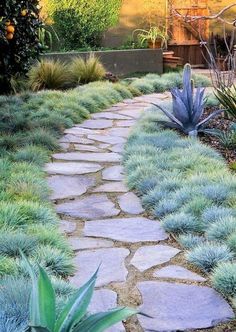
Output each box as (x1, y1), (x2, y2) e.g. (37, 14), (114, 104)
(137, 281), (234, 331)
(131, 245), (180, 272)
(117, 109), (143, 119)
(154, 265), (206, 282)
(56, 194), (120, 220)
(59, 142), (69, 150)
(78, 119), (113, 129)
(60, 134), (94, 145)
(53, 152), (121, 163)
(116, 120), (136, 127)
(118, 192), (144, 214)
(98, 143), (110, 149)
(88, 134), (126, 145)
(107, 127), (131, 138)
(48, 175), (95, 200)
(109, 144), (124, 153)
(74, 144), (102, 152)
(92, 112), (131, 120)
(59, 220), (77, 234)
(84, 217), (168, 243)
(93, 182), (128, 193)
(69, 237), (114, 250)
(45, 162), (103, 175)
(102, 166), (124, 181)
(88, 289), (125, 332)
(70, 248), (129, 287)
(65, 127), (100, 136)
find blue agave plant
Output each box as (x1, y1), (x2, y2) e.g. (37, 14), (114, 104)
(152, 64), (223, 137)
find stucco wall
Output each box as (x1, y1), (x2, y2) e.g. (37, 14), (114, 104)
(103, 0), (236, 47)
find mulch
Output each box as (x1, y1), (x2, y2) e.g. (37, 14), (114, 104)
(199, 107), (236, 165)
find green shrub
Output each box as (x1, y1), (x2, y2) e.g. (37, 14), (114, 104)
(28, 60), (70, 91)
(44, 0), (122, 49)
(186, 243), (233, 272)
(211, 262), (236, 297)
(13, 145), (50, 166)
(69, 55), (106, 85)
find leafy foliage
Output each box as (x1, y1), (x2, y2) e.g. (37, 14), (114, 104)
(22, 253), (136, 332)
(215, 85), (236, 119)
(43, 0), (122, 50)
(0, 0), (41, 93)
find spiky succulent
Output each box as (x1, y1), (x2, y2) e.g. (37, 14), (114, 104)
(152, 63), (223, 137)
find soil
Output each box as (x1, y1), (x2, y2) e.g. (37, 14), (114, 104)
(199, 107), (236, 165)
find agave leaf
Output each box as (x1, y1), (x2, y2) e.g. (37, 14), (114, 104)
(151, 102), (184, 128)
(171, 93), (190, 124)
(192, 87), (205, 124)
(156, 120), (183, 130)
(54, 268), (98, 332)
(73, 307), (137, 332)
(197, 109), (224, 128)
(21, 252), (55, 332)
(182, 64), (193, 119)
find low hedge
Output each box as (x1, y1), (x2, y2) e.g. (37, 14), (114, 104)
(124, 101), (236, 301)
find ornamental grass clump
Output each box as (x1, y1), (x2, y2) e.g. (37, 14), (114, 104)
(69, 55), (106, 85)
(13, 145), (50, 166)
(178, 234), (205, 249)
(201, 206), (236, 226)
(28, 60), (70, 91)
(211, 262), (236, 297)
(161, 212), (203, 234)
(0, 232), (38, 258)
(206, 217), (236, 242)
(186, 243), (234, 272)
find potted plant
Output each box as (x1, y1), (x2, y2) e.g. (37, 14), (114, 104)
(132, 26), (169, 49)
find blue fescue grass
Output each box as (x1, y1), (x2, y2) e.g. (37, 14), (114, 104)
(211, 262), (236, 297)
(186, 243), (234, 272)
(124, 103), (236, 296)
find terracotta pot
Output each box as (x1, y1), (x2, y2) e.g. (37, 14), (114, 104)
(148, 40), (162, 49)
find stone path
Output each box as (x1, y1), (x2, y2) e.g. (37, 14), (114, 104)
(45, 93), (234, 332)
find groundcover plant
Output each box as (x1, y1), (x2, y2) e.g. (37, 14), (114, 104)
(124, 101), (236, 303)
(0, 70), (213, 330)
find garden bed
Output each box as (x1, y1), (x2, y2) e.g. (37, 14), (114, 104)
(124, 102), (236, 310)
(42, 49), (163, 76)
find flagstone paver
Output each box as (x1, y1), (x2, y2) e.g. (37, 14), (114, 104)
(56, 194), (120, 219)
(153, 265), (206, 282)
(131, 245), (180, 272)
(137, 282), (234, 331)
(48, 95), (234, 332)
(53, 152), (121, 163)
(84, 218), (168, 243)
(78, 119), (113, 129)
(48, 175), (95, 200)
(45, 162), (103, 175)
(118, 192), (144, 214)
(102, 165), (124, 181)
(70, 248), (130, 287)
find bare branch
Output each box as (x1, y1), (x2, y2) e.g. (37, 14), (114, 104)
(173, 3), (236, 25)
